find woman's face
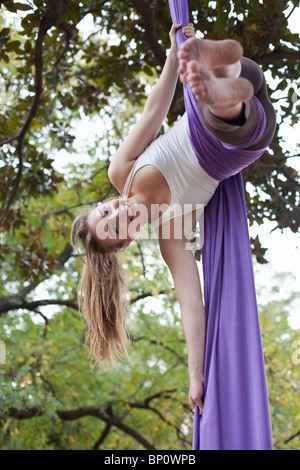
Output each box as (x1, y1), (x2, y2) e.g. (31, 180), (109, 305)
(87, 198), (140, 248)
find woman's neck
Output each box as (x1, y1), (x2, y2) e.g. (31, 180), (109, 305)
(125, 189), (169, 228)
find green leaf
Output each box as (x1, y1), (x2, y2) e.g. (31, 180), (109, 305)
(6, 40), (21, 52)
(1, 53), (9, 63)
(0, 28), (10, 37)
(144, 65), (154, 76)
(24, 39), (32, 52)
(2, 1), (17, 13)
(14, 3), (32, 11)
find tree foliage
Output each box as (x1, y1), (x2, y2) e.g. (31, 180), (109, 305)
(0, 0), (299, 450)
(257, 271), (300, 450)
(0, 264), (299, 449)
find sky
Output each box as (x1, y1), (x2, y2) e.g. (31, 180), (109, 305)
(48, 5), (300, 329)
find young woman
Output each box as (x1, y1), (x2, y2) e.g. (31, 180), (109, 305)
(72, 24), (276, 417)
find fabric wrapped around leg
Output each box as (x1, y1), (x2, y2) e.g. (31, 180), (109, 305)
(168, 0), (273, 450)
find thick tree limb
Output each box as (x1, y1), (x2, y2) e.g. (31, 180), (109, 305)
(130, 0), (184, 114)
(2, 390), (191, 449)
(0, 0), (67, 227)
(255, 49), (300, 65)
(0, 296), (78, 316)
(131, 0), (166, 67)
(3, 407), (43, 419)
(54, 242), (73, 269)
(57, 406), (156, 450)
(1, 403), (156, 450)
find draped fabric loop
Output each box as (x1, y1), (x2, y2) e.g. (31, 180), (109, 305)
(168, 0), (273, 450)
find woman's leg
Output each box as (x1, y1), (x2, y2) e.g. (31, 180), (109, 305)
(239, 57), (276, 150)
(178, 38), (276, 149)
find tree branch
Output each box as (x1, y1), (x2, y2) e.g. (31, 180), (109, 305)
(131, 335), (187, 366)
(130, 289), (168, 304)
(269, 0), (300, 40)
(0, 0), (67, 228)
(26, 298), (78, 311)
(255, 49), (300, 65)
(3, 407), (43, 420)
(41, 190), (114, 225)
(0, 243), (74, 316)
(57, 405), (156, 450)
(92, 423), (112, 450)
(283, 428), (300, 444)
(0, 297), (78, 316)
(130, 0), (185, 114)
(124, 389), (191, 446)
(1, 403), (156, 450)
(131, 0), (166, 67)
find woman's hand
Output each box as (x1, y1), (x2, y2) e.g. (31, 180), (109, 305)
(183, 23), (196, 38)
(169, 23), (195, 50)
(189, 373), (204, 416)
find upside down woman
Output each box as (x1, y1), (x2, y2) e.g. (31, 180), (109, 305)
(72, 23), (276, 419)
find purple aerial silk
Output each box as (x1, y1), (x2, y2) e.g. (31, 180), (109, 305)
(168, 0), (273, 450)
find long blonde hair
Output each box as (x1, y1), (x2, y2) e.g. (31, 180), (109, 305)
(71, 205), (131, 370)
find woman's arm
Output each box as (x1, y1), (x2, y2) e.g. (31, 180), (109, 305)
(159, 235), (205, 415)
(108, 24), (195, 190)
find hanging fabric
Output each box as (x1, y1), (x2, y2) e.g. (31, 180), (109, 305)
(168, 0), (273, 450)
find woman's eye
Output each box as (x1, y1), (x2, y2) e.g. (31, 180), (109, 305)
(100, 207), (109, 217)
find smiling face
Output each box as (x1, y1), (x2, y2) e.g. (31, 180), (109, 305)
(87, 197), (142, 249)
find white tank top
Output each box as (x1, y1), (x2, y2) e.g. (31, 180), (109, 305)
(122, 113), (220, 245)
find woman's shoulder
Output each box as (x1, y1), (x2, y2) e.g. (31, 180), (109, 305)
(108, 159), (136, 194)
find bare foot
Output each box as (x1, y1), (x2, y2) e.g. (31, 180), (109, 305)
(186, 60), (253, 118)
(178, 37), (243, 83)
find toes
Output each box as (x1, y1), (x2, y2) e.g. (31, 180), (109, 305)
(187, 60), (199, 74)
(185, 63), (213, 103)
(194, 63), (212, 81)
(180, 39), (191, 51)
(178, 58), (187, 71)
(180, 37), (196, 60)
(178, 58), (188, 83)
(187, 74), (206, 100)
(187, 71), (200, 83)
(179, 50), (189, 61)
(180, 71), (189, 84)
